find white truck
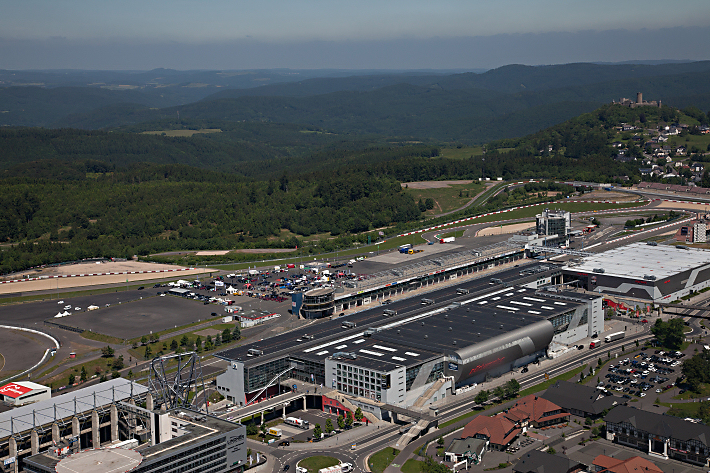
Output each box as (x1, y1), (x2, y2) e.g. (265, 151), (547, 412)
(318, 464), (353, 473)
(268, 427), (283, 437)
(284, 417), (309, 429)
(440, 236), (456, 243)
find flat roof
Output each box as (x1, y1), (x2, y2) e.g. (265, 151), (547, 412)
(0, 379), (148, 438)
(570, 242), (710, 280)
(56, 448), (142, 473)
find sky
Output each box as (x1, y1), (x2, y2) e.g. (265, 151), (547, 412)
(2, 0), (710, 70)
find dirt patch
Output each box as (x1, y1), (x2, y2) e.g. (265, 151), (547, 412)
(231, 248), (296, 254)
(477, 221), (535, 236)
(13, 260), (195, 279)
(194, 328), (223, 337)
(401, 180), (474, 189)
(195, 251), (231, 256)
(653, 201), (710, 211)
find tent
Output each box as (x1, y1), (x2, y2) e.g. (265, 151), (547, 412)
(54, 312), (64, 318)
(61, 310), (71, 317)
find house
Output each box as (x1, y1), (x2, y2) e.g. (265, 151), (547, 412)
(504, 394), (569, 428)
(676, 146), (687, 156)
(639, 168), (653, 176)
(459, 414), (522, 451)
(591, 454), (663, 473)
(541, 381), (620, 418)
(444, 437), (487, 464)
(691, 163), (704, 173)
(605, 405), (710, 466)
(513, 450), (584, 473)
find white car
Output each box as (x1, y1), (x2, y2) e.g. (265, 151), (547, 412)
(640, 393), (646, 397)
(58, 300), (64, 304)
(64, 305), (71, 310)
(74, 307), (81, 311)
(656, 388), (662, 393)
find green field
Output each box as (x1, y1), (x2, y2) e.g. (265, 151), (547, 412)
(439, 146), (485, 160)
(401, 459), (426, 473)
(403, 181), (484, 215)
(369, 448), (400, 473)
(298, 456), (339, 473)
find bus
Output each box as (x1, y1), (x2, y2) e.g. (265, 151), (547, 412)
(605, 331), (625, 343)
(589, 339), (602, 349)
(421, 298), (434, 305)
(383, 309), (397, 317)
(341, 321), (356, 329)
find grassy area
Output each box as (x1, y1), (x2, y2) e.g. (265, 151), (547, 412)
(401, 459), (426, 473)
(369, 447), (400, 473)
(142, 129), (222, 137)
(665, 402), (704, 419)
(298, 456), (339, 473)
(403, 181), (484, 216)
(81, 331), (125, 345)
(0, 282), (168, 306)
(41, 355), (126, 388)
(439, 146), (485, 160)
(673, 384), (710, 400)
(438, 229), (466, 239)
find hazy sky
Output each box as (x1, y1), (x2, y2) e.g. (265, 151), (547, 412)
(2, 0), (710, 69)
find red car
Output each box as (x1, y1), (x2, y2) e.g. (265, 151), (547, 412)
(641, 319), (648, 324)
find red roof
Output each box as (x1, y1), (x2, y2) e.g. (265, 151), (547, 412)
(505, 394), (568, 424)
(592, 455), (662, 473)
(461, 414), (520, 446)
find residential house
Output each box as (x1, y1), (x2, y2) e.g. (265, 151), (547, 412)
(504, 394), (569, 428)
(605, 405), (710, 466)
(541, 381), (620, 418)
(591, 454), (663, 473)
(458, 414), (522, 451)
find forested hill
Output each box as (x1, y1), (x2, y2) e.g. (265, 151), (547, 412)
(53, 67), (710, 144)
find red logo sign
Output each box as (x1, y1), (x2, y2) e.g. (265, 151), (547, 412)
(0, 383), (32, 398)
(467, 357), (506, 376)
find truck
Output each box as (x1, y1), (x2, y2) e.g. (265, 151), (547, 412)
(318, 464), (353, 473)
(440, 236), (455, 244)
(605, 331), (625, 343)
(268, 427), (283, 437)
(284, 417), (309, 429)
(589, 339), (602, 349)
(399, 244), (413, 253)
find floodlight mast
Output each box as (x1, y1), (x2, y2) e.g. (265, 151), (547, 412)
(148, 351), (208, 414)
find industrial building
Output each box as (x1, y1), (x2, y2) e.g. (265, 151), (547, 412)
(563, 242), (710, 302)
(0, 382), (51, 407)
(216, 275), (602, 412)
(536, 209), (571, 241)
(23, 409), (246, 473)
(0, 377), (246, 473)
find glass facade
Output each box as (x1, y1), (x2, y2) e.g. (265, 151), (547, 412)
(244, 358), (291, 393)
(335, 362), (383, 400)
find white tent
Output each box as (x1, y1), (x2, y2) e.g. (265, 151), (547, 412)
(61, 310), (71, 317)
(226, 285), (237, 294)
(88, 305), (100, 311)
(54, 312), (64, 318)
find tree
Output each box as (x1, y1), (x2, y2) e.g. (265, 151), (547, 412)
(180, 335), (189, 347)
(101, 346), (115, 357)
(80, 366), (87, 382)
(170, 339), (178, 351)
(493, 386), (505, 400)
(345, 412), (353, 428)
(246, 423), (258, 436)
(222, 328), (232, 343)
(233, 325), (241, 340)
(337, 414), (345, 430)
(475, 390), (489, 405)
(141, 336), (148, 346)
(68, 373), (76, 385)
(260, 423), (267, 437)
(651, 318), (685, 349)
(112, 371), (121, 379)
(112, 355), (124, 370)
(127, 370), (134, 379)
(195, 336), (202, 350)
(313, 423), (322, 440)
(325, 418), (334, 434)
(354, 407), (363, 421)
(424, 198), (435, 210)
(437, 436), (444, 446)
(598, 358), (603, 367)
(505, 379), (520, 398)
(144, 345), (152, 359)
(682, 351), (710, 392)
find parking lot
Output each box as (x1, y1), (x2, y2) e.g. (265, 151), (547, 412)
(594, 348), (686, 401)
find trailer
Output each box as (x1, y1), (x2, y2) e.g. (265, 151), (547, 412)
(268, 427), (283, 437)
(605, 331), (625, 343)
(284, 417), (309, 429)
(440, 236), (456, 243)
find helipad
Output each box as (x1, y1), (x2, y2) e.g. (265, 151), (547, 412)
(56, 448), (142, 473)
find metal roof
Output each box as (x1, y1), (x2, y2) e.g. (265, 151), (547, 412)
(571, 242), (710, 280)
(0, 379), (147, 438)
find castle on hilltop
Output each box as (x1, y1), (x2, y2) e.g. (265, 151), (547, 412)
(613, 92), (661, 108)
